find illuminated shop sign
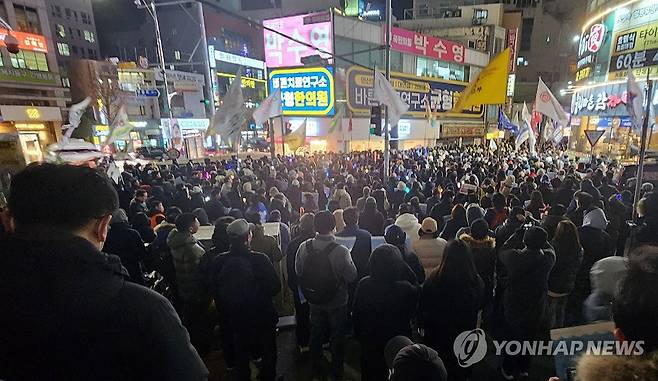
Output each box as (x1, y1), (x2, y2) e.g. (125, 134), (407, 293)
(269, 66), (335, 116)
(263, 12), (332, 68)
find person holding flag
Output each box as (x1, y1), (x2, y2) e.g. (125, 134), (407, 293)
(207, 69), (248, 148)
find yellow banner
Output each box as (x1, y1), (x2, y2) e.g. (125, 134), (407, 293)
(612, 22), (658, 54)
(608, 66), (658, 81)
(451, 48), (510, 111)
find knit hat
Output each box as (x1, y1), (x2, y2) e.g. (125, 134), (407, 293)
(470, 218), (489, 240)
(385, 336), (448, 381)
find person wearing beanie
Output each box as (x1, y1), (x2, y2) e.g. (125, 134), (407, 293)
(353, 245), (419, 381)
(385, 336), (448, 381)
(567, 207), (615, 325)
(460, 218), (496, 327)
(385, 224), (425, 284)
(208, 218), (281, 381)
(498, 226), (555, 380)
(412, 217), (447, 276)
(455, 203), (486, 238)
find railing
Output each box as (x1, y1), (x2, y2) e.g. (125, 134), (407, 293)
(403, 6), (464, 20)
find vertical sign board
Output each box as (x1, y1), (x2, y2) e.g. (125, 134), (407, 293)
(269, 66), (335, 116)
(263, 12), (333, 68)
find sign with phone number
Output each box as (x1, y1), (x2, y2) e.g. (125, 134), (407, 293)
(346, 66), (483, 118)
(269, 66), (334, 116)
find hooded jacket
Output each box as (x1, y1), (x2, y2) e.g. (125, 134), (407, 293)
(583, 256), (628, 322)
(576, 352), (658, 381)
(0, 230), (208, 381)
(167, 228), (206, 302)
(460, 234), (496, 303)
(104, 222), (148, 285)
(395, 213), (421, 250)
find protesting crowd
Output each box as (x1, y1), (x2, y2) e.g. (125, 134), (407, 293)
(2, 140), (658, 381)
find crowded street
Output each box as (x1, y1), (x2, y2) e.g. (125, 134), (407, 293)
(2, 0), (658, 380)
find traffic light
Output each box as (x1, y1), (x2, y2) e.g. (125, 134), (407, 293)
(370, 105), (382, 136)
(200, 98), (210, 105)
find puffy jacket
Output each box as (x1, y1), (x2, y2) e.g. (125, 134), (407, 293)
(577, 350), (658, 381)
(332, 188), (352, 209)
(0, 230), (208, 381)
(583, 256), (628, 322)
(250, 224), (282, 263)
(460, 234), (496, 304)
(548, 242), (583, 296)
(412, 237), (447, 275)
(167, 228), (206, 302)
(395, 213), (421, 250)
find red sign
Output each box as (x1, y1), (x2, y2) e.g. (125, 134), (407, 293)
(587, 24), (605, 53)
(507, 28), (518, 73)
(0, 28), (48, 53)
(390, 27), (465, 64)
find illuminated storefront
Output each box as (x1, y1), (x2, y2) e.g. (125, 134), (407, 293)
(0, 106), (63, 163)
(571, 0), (658, 158)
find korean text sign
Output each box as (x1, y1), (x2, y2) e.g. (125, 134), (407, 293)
(571, 83), (631, 116)
(269, 66), (335, 116)
(346, 66), (482, 118)
(390, 27), (465, 64)
(263, 13), (332, 68)
(0, 29), (48, 53)
(608, 21), (658, 80)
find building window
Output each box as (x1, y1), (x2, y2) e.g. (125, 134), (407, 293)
(87, 48), (95, 58)
(69, 27), (74, 38)
(14, 5), (41, 34)
(51, 5), (62, 18)
(11, 51), (49, 72)
(71, 45), (79, 55)
(81, 12), (90, 25)
(57, 42), (70, 56)
(61, 77), (71, 88)
(73, 10), (78, 22)
(56, 24), (66, 38)
(174, 50), (181, 60)
(84, 30), (95, 43)
(520, 18), (534, 51)
(65, 8), (72, 19)
(416, 57), (466, 81)
(77, 29), (81, 38)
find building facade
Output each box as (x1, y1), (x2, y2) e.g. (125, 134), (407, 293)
(0, 0), (67, 166)
(44, 0), (99, 88)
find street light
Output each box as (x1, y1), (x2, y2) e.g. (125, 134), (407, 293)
(572, 35), (580, 42)
(0, 17), (20, 54)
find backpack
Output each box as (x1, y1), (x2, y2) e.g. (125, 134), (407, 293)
(299, 240), (340, 305)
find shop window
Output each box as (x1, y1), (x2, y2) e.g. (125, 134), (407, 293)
(10, 51), (49, 72)
(14, 4), (41, 34)
(57, 42), (70, 57)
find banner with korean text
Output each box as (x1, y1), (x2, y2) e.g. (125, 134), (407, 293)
(390, 27), (465, 65)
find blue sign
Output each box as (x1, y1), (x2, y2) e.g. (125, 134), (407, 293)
(135, 89), (160, 98)
(269, 66), (335, 116)
(596, 116), (632, 128)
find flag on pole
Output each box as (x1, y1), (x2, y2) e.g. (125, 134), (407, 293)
(542, 118), (555, 141)
(283, 119), (307, 152)
(104, 105), (133, 146)
(348, 110), (353, 132)
(489, 138), (498, 151)
(452, 48), (510, 112)
(252, 88), (282, 126)
(372, 70), (408, 127)
(63, 96), (92, 141)
(627, 71), (645, 133)
(515, 122), (530, 150)
(535, 77), (569, 127)
(499, 108), (518, 133)
(551, 121), (564, 145)
(328, 105), (345, 134)
(206, 69), (248, 139)
(512, 108), (520, 128)
(521, 102), (537, 156)
(425, 95), (438, 128)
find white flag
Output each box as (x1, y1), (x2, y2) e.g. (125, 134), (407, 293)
(489, 138), (498, 151)
(542, 118), (554, 141)
(627, 71), (645, 133)
(63, 97), (91, 140)
(521, 102), (532, 128)
(552, 122), (564, 145)
(104, 106), (133, 146)
(207, 69), (248, 139)
(515, 122), (530, 150)
(253, 88), (282, 126)
(372, 70), (408, 127)
(535, 78), (568, 127)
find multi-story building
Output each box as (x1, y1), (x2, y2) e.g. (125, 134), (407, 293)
(0, 0), (67, 166)
(44, 0), (100, 88)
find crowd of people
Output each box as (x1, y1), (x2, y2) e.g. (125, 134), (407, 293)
(2, 141), (658, 381)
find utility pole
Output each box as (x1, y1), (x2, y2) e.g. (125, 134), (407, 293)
(197, 2), (216, 116)
(633, 79), (654, 221)
(149, 1), (173, 118)
(383, 0), (392, 179)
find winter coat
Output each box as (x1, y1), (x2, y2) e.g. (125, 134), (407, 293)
(583, 256), (628, 323)
(395, 213), (421, 250)
(336, 224), (373, 281)
(104, 222), (147, 285)
(576, 351), (658, 381)
(440, 216), (468, 241)
(250, 224), (282, 264)
(208, 244), (281, 328)
(548, 242), (583, 296)
(495, 217), (524, 250)
(0, 230), (208, 381)
(286, 231), (316, 300)
(203, 198), (229, 224)
(332, 188), (353, 209)
(167, 229), (206, 302)
(360, 207), (385, 236)
(412, 237), (447, 276)
(128, 199), (147, 221)
(627, 216), (658, 254)
(460, 234), (496, 304)
(499, 245), (556, 332)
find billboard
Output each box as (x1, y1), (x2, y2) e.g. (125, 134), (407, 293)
(345, 66), (482, 119)
(269, 66), (335, 116)
(575, 15), (616, 84)
(0, 29), (48, 53)
(608, 21), (658, 80)
(263, 12), (332, 68)
(390, 27), (465, 65)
